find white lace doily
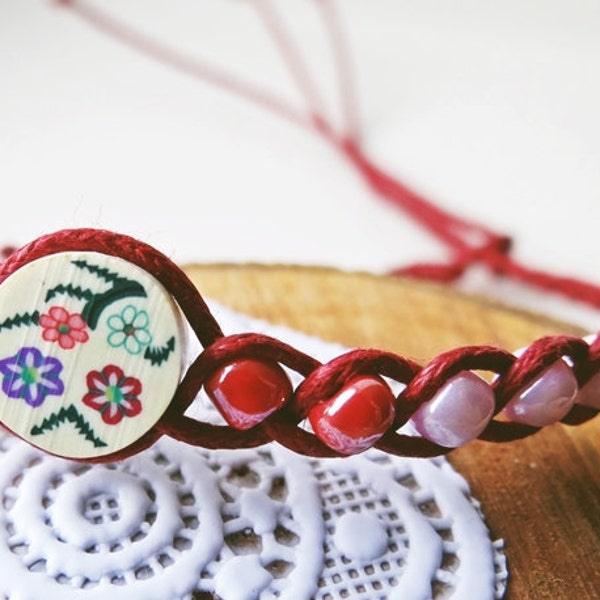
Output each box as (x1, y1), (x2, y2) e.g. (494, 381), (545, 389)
(0, 301), (508, 600)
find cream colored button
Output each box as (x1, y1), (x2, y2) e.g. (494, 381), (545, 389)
(0, 251), (184, 459)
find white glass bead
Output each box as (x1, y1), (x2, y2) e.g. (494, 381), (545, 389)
(501, 360), (577, 427)
(410, 371), (495, 448)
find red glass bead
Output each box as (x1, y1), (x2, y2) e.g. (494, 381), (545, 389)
(308, 375), (396, 455)
(204, 359), (293, 430)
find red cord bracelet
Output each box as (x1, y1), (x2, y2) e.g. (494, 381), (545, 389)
(0, 228), (597, 463)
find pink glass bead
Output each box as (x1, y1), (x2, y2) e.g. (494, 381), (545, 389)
(410, 371), (495, 448)
(501, 360), (577, 427)
(308, 375), (396, 455)
(574, 371), (600, 409)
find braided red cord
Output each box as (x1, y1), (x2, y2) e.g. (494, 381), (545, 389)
(161, 327), (600, 459)
(2, 228), (597, 463)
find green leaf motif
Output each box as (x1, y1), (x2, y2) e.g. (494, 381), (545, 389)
(0, 310), (40, 332)
(73, 259), (147, 329)
(43, 259), (148, 330)
(144, 336), (176, 366)
(45, 283), (94, 304)
(71, 259), (130, 285)
(30, 404), (108, 448)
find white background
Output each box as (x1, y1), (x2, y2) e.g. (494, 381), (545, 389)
(2, 0), (600, 330)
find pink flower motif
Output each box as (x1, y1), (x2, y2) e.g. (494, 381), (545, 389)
(82, 365), (142, 425)
(39, 306), (89, 350)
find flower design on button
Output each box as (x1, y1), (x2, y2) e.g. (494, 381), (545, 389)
(107, 305), (152, 355)
(39, 306), (89, 350)
(83, 365), (142, 425)
(0, 347), (64, 407)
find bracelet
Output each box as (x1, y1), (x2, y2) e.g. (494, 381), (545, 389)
(0, 228), (598, 463)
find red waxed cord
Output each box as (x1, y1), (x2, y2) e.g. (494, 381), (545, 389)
(51, 0), (600, 311)
(337, 138), (600, 308)
(493, 335), (589, 406)
(339, 139), (506, 255)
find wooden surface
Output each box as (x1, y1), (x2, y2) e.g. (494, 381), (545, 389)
(183, 263), (600, 599)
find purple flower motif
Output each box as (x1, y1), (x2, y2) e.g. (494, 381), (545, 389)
(0, 347), (64, 407)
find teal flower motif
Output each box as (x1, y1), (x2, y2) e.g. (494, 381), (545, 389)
(107, 305), (152, 355)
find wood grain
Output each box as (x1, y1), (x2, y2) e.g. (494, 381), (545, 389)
(183, 263), (600, 599)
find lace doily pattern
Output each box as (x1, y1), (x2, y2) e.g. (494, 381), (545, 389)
(0, 433), (223, 599)
(0, 428), (506, 600)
